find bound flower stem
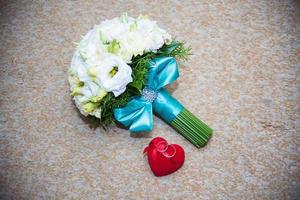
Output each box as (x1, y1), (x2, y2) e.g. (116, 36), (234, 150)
(170, 108), (212, 148)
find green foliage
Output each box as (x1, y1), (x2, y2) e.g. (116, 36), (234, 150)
(90, 40), (191, 128)
(156, 40), (192, 60)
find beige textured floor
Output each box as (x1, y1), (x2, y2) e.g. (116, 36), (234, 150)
(0, 0), (299, 199)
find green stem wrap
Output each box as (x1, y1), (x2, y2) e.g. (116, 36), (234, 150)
(153, 89), (212, 148)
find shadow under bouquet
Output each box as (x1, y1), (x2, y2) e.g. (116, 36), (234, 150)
(69, 14), (212, 148)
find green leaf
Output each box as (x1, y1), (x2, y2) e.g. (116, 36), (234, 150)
(129, 80), (143, 91)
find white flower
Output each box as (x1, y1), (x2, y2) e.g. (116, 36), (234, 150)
(97, 18), (129, 42)
(118, 31), (146, 61)
(146, 31), (165, 51)
(69, 52), (90, 82)
(77, 30), (106, 67)
(84, 42), (105, 66)
(136, 17), (156, 33)
(69, 14), (172, 118)
(73, 81), (107, 117)
(134, 17), (171, 52)
(94, 54), (132, 97)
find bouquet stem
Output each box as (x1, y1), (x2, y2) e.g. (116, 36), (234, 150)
(170, 108), (212, 148)
(152, 89), (212, 148)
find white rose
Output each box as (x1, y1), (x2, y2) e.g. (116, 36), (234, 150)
(118, 31), (146, 61)
(135, 17), (171, 51)
(77, 30), (106, 67)
(70, 51), (91, 82)
(98, 18), (128, 42)
(84, 43), (105, 66)
(136, 17), (156, 33)
(146, 31), (165, 51)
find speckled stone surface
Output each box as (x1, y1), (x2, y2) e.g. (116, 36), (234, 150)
(0, 0), (299, 199)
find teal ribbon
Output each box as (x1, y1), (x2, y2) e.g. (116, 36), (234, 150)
(113, 57), (184, 132)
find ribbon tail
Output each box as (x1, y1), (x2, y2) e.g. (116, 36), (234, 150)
(113, 97), (154, 133)
(129, 104), (153, 132)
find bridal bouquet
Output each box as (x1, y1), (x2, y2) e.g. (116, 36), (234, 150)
(69, 14), (212, 148)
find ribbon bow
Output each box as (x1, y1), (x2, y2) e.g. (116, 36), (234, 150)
(113, 57), (183, 132)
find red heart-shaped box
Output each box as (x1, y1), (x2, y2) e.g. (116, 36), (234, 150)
(144, 137), (185, 177)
